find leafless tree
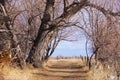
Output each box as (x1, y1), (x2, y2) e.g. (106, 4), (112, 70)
(0, 0), (120, 69)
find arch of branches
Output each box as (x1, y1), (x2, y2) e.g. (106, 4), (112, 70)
(0, 0), (119, 70)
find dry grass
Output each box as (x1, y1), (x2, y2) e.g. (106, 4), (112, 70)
(89, 61), (117, 80)
(0, 65), (37, 80)
(0, 58), (117, 80)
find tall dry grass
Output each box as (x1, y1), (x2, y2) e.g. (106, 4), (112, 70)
(0, 65), (43, 80)
(89, 61), (117, 80)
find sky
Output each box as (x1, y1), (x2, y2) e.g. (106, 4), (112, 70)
(52, 34), (92, 57)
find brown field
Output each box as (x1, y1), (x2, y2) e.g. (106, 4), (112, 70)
(0, 58), (110, 80)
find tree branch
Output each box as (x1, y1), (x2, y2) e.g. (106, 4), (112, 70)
(86, 3), (120, 16)
(63, 0), (69, 12)
(48, 0), (88, 29)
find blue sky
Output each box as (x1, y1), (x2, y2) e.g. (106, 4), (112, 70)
(52, 35), (92, 57)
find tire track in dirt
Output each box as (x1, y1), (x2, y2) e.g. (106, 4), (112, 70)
(33, 59), (90, 80)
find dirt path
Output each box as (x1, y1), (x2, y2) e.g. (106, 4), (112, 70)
(33, 59), (90, 80)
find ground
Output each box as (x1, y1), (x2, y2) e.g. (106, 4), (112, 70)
(33, 58), (90, 80)
(0, 58), (113, 80)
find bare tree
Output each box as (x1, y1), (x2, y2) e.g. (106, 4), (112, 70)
(0, 0), (120, 69)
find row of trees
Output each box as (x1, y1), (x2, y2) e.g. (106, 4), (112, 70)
(0, 0), (120, 73)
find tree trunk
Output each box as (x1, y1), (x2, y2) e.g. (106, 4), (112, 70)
(26, 28), (54, 67)
(25, 0), (56, 67)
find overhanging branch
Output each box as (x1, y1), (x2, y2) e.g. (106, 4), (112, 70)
(47, 0), (88, 29)
(86, 3), (120, 16)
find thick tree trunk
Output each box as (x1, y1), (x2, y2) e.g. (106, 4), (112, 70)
(25, 0), (56, 67)
(25, 26), (45, 67)
(26, 27), (54, 67)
